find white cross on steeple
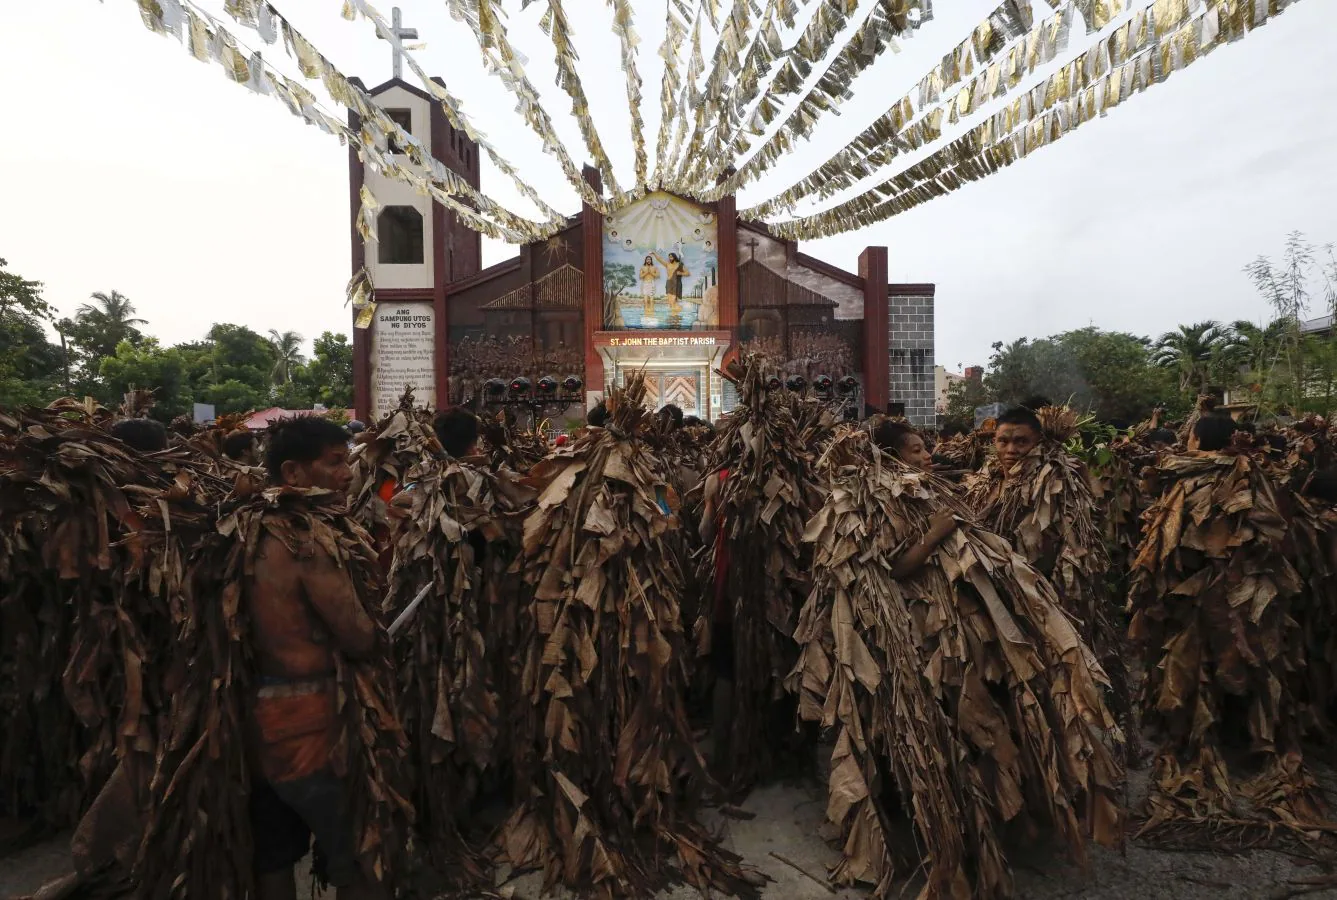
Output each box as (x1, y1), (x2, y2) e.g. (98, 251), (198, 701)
(379, 7), (419, 81)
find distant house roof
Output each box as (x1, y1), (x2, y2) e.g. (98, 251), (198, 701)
(1302, 314), (1334, 334)
(244, 407), (359, 431)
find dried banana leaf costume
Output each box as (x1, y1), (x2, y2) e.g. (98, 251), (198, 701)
(964, 410), (1124, 715)
(792, 433), (1123, 899)
(386, 454), (506, 876)
(1129, 451), (1324, 833)
(499, 379), (762, 898)
(134, 488), (412, 898)
(0, 410), (227, 861)
(696, 363), (824, 790)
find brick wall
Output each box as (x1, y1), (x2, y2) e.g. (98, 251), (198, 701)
(888, 292), (935, 426)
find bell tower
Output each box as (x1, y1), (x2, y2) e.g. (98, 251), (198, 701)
(349, 9), (482, 420)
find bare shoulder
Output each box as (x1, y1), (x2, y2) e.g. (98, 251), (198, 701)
(254, 531), (300, 580)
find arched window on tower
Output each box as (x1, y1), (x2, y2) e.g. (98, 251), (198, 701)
(377, 206), (424, 264)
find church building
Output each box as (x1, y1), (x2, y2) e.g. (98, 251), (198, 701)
(349, 76), (936, 426)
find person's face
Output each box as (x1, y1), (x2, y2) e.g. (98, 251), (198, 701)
(995, 423), (1040, 472)
(281, 443), (353, 493)
(896, 434), (933, 471)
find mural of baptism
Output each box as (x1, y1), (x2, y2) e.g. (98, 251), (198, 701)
(602, 192), (720, 331)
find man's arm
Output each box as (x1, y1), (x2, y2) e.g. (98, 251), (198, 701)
(301, 544), (379, 659)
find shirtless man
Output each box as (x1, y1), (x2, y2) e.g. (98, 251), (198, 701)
(249, 418), (383, 900)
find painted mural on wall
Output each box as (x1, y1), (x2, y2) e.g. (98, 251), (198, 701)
(603, 192), (718, 330)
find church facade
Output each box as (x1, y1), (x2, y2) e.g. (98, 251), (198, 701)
(349, 77), (936, 426)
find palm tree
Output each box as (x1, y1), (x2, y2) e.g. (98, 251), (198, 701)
(73, 290), (147, 367)
(1219, 319), (1287, 380)
(268, 329), (306, 385)
(77, 290), (146, 332)
(1152, 321), (1227, 394)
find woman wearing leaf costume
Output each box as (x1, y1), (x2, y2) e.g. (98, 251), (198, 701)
(1129, 416), (1327, 835)
(791, 429), (1123, 898)
(498, 376), (764, 898)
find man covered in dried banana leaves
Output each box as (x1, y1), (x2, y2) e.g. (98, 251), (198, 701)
(1129, 413), (1332, 838)
(695, 361), (825, 791)
(499, 376), (765, 898)
(965, 404), (1131, 725)
(135, 417), (411, 900)
(791, 427), (1123, 899)
(0, 405), (231, 890)
(379, 402), (532, 875)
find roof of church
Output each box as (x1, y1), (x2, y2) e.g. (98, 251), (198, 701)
(738, 257), (838, 309)
(480, 264), (584, 311)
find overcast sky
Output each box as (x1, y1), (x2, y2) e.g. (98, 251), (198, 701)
(2, 0), (1334, 371)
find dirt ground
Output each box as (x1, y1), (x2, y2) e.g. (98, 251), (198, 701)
(5, 769), (1337, 900)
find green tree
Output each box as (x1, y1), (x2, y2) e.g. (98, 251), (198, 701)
(985, 328), (1175, 423)
(267, 329), (306, 385)
(72, 290), (147, 379)
(99, 338), (189, 419)
(202, 378), (268, 415)
(293, 331), (354, 409)
(0, 258), (62, 406)
(1151, 321), (1227, 395)
(205, 323), (276, 394)
(943, 376), (992, 430)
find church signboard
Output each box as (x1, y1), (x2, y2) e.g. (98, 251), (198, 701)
(370, 302), (436, 419)
(603, 192), (719, 330)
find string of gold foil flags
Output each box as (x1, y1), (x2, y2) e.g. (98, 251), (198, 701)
(737, 0), (1086, 217)
(440, 0), (608, 210)
(200, 0), (565, 236)
(683, 0), (877, 190)
(688, 0), (938, 193)
(124, 0), (556, 245)
(262, 0), (565, 236)
(677, 0), (800, 190)
(605, 0), (649, 187)
(765, 0), (1304, 241)
(662, 0), (714, 183)
(524, 0), (623, 196)
(714, 0), (1061, 202)
(674, 0), (785, 188)
(343, 0), (567, 226)
(652, 0), (689, 185)
(668, 0), (771, 188)
(762, 0), (1195, 225)
(765, 0), (1194, 234)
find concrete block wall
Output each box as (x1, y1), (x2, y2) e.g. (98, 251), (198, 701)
(888, 292), (935, 426)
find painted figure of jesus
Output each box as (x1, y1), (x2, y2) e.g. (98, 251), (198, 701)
(655, 251), (689, 314)
(639, 255), (659, 315)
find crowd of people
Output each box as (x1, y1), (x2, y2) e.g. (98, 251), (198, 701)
(3, 373), (1337, 900)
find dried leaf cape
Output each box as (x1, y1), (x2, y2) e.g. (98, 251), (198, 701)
(964, 409), (1122, 697)
(386, 452), (515, 877)
(0, 408), (227, 858)
(1128, 448), (1326, 835)
(695, 362), (825, 789)
(133, 487), (412, 898)
(349, 398), (443, 534)
(498, 379), (762, 898)
(791, 432), (1123, 899)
